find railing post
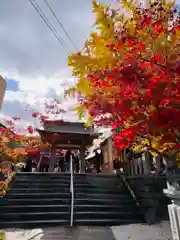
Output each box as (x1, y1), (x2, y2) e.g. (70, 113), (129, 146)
(70, 154), (74, 227)
(164, 176), (180, 240)
(167, 201), (180, 240)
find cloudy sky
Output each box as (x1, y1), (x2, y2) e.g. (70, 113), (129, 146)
(0, 0), (112, 132)
(0, 0), (179, 133)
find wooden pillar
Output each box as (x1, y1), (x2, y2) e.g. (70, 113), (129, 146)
(80, 145), (85, 173)
(123, 149), (130, 175)
(139, 157), (143, 175)
(101, 144), (108, 172)
(134, 157), (138, 175)
(107, 137), (113, 172)
(142, 151), (151, 175)
(153, 155), (161, 175)
(131, 158), (134, 176)
(48, 146), (56, 172)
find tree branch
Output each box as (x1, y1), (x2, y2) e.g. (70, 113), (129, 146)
(124, 48), (179, 75)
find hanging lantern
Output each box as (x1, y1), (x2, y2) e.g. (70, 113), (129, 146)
(27, 126), (33, 134)
(32, 111), (39, 118)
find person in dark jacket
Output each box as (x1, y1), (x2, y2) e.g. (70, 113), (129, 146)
(65, 150), (71, 172)
(58, 157), (65, 172)
(95, 150), (101, 173)
(73, 152), (79, 173)
(24, 157), (32, 172)
(10, 163), (15, 172)
(32, 161), (37, 172)
(40, 156), (49, 172)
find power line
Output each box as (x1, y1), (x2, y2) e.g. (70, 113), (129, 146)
(28, 0), (70, 52)
(43, 0), (79, 51)
(28, 0), (67, 50)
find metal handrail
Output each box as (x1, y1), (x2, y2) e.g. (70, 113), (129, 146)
(70, 154), (74, 227)
(117, 171), (140, 207)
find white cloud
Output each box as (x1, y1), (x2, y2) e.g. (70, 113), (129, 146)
(1, 68), (75, 95)
(0, 0), (112, 133)
(1, 69), (80, 133)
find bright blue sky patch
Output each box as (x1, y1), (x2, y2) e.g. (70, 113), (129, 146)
(5, 77), (19, 91)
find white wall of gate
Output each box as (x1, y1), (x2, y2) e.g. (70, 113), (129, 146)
(0, 76), (6, 111)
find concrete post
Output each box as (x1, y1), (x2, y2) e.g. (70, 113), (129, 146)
(164, 188), (180, 240)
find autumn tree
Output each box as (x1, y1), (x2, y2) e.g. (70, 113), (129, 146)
(0, 97), (61, 164)
(67, 0), (180, 159)
(0, 123), (48, 164)
(0, 127), (26, 163)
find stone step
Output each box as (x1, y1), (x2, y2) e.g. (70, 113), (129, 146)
(74, 192), (130, 199)
(15, 173), (119, 181)
(16, 172), (118, 178)
(74, 204), (137, 212)
(0, 204), (136, 213)
(16, 172), (70, 177)
(73, 211), (140, 220)
(11, 182), (124, 190)
(13, 178), (119, 186)
(15, 173), (118, 180)
(0, 211), (139, 222)
(13, 178), (71, 183)
(0, 197), (131, 206)
(9, 188), (70, 194)
(9, 187), (126, 194)
(0, 205), (69, 213)
(74, 188), (127, 194)
(74, 197), (134, 205)
(0, 198), (70, 206)
(12, 181), (121, 190)
(11, 182), (70, 188)
(73, 218), (141, 226)
(5, 192), (71, 199)
(0, 212), (70, 221)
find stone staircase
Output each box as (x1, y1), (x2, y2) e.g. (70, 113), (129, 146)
(0, 173), (142, 229)
(73, 173), (141, 225)
(0, 173), (71, 229)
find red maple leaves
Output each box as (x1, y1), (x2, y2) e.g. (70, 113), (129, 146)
(81, 2), (180, 150)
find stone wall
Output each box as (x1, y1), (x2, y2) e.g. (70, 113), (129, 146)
(127, 176), (170, 224)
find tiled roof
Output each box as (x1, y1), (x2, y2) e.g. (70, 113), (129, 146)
(42, 121), (95, 135)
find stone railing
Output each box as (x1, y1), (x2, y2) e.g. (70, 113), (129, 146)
(127, 175), (170, 224)
(163, 170), (180, 240)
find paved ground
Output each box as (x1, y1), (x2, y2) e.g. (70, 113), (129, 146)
(111, 221), (172, 240)
(2, 221), (172, 240)
(3, 227), (116, 240)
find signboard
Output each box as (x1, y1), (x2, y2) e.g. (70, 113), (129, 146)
(0, 232), (5, 240)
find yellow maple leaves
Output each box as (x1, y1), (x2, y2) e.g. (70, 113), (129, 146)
(92, 0), (115, 38)
(76, 77), (92, 96)
(72, 104), (86, 120)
